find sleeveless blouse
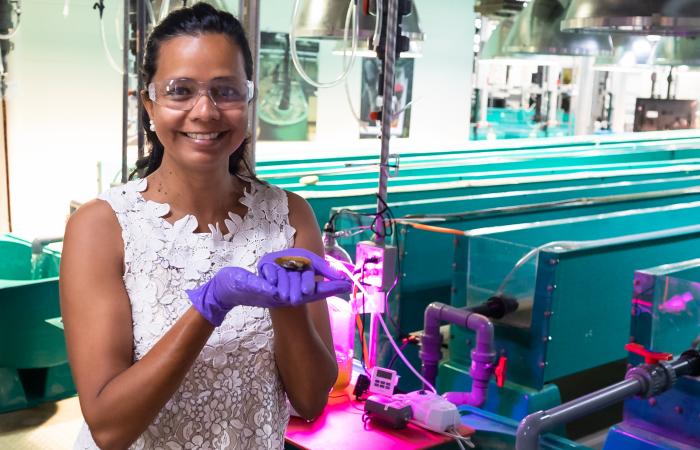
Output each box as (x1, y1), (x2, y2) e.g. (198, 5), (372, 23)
(74, 177), (294, 449)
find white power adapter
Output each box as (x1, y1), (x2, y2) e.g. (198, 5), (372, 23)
(403, 390), (460, 433)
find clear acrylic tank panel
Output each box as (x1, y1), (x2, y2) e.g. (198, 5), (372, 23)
(632, 259), (700, 356)
(467, 236), (538, 330)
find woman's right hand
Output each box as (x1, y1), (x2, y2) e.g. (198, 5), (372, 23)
(186, 267), (340, 327)
(186, 267), (286, 326)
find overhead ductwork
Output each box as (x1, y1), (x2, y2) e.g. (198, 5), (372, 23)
(562, 0), (700, 36)
(504, 0), (613, 57)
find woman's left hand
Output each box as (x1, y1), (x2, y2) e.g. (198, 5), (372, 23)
(257, 248), (351, 304)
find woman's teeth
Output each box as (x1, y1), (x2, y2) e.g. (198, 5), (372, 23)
(185, 132), (221, 140)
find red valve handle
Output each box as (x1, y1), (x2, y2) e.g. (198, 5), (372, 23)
(494, 356), (507, 388)
(625, 343), (673, 365)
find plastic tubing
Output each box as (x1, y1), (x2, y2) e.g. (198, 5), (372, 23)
(290, 0), (358, 88)
(394, 220), (468, 236)
(100, 15), (123, 74)
(376, 313), (437, 393)
(331, 251), (437, 391)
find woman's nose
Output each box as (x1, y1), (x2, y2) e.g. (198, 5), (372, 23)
(188, 91), (221, 120)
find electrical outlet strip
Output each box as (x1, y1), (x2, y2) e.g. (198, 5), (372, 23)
(402, 390), (460, 433)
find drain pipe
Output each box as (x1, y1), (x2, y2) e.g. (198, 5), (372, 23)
(420, 302), (496, 407)
(515, 349), (700, 450)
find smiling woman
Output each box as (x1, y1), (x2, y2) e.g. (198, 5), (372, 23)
(141, 32), (252, 178)
(59, 3), (350, 450)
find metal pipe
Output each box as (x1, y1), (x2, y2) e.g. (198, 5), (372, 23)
(368, 0), (399, 369)
(420, 302), (496, 407)
(241, 0), (260, 175)
(136, 0), (147, 160)
(121, 0), (129, 183)
(375, 0), (398, 242)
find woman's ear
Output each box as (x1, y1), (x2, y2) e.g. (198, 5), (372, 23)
(141, 89), (155, 120)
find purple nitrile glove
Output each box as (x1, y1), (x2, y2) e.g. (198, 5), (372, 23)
(257, 248), (352, 305)
(185, 266), (282, 327)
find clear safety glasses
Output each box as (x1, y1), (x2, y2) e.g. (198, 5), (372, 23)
(147, 77), (254, 111)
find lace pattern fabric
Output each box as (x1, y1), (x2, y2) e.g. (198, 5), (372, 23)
(75, 177), (294, 449)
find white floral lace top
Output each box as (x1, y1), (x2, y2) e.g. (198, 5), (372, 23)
(75, 177), (294, 450)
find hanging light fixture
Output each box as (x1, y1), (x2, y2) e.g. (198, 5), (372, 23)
(330, 2), (425, 57)
(480, 18), (577, 65)
(652, 36), (700, 67)
(295, 0), (424, 41)
(562, 0), (700, 36)
(504, 0), (613, 57)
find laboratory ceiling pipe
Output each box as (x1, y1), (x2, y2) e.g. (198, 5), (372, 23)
(562, 0), (700, 36)
(420, 302), (496, 407)
(505, 0), (613, 57)
(295, 0), (424, 41)
(652, 36), (700, 67)
(515, 349), (700, 450)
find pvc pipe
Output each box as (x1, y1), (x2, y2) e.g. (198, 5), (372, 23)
(420, 302), (495, 407)
(31, 237), (64, 255)
(516, 350), (700, 449)
(516, 378), (641, 450)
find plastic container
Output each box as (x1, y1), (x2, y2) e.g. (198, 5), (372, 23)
(327, 295), (355, 390)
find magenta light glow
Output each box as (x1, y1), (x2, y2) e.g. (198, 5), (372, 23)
(659, 291), (694, 314)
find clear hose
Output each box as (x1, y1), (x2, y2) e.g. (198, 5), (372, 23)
(100, 15), (123, 74)
(159, 0), (171, 23)
(290, 0), (358, 88)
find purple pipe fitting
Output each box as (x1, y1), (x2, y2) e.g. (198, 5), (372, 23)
(419, 302), (496, 407)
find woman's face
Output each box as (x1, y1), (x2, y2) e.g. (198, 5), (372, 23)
(144, 33), (249, 173)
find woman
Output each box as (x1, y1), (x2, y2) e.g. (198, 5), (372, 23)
(60, 3), (349, 449)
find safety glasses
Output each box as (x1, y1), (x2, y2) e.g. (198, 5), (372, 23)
(147, 77), (254, 111)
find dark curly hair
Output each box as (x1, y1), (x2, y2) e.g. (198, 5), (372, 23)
(130, 2), (254, 180)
